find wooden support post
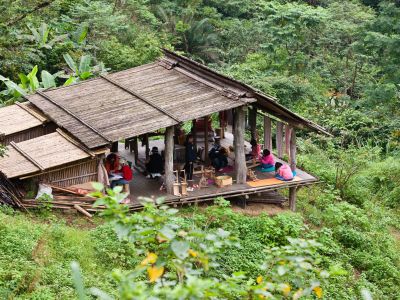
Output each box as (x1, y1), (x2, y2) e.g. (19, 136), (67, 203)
(234, 106), (247, 184)
(204, 116), (210, 165)
(133, 137), (139, 165)
(192, 119), (197, 149)
(289, 187), (297, 211)
(263, 116), (272, 150)
(284, 124), (291, 157)
(289, 128), (296, 171)
(276, 122), (284, 158)
(249, 106), (257, 140)
(145, 133), (150, 160)
(111, 141), (119, 153)
(165, 126), (174, 194)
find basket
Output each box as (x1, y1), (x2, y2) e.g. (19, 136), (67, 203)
(215, 175), (232, 188)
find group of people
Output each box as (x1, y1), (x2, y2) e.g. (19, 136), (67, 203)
(248, 139), (295, 181)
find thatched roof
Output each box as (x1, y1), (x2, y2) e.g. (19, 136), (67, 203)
(0, 130), (99, 179)
(0, 102), (47, 137)
(25, 50), (329, 150)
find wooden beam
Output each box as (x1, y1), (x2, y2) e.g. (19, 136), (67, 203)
(276, 122), (284, 159)
(145, 134), (150, 160)
(133, 137), (139, 165)
(10, 141), (45, 171)
(100, 75), (181, 123)
(15, 102), (47, 123)
(289, 187), (297, 211)
(204, 116), (210, 165)
(56, 129), (95, 157)
(234, 106), (247, 184)
(289, 128), (296, 171)
(164, 126), (174, 194)
(192, 119), (197, 149)
(249, 106), (257, 140)
(263, 116), (272, 150)
(285, 124), (291, 157)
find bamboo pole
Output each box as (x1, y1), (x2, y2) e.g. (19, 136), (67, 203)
(204, 116), (210, 165)
(249, 106), (257, 140)
(290, 128), (296, 171)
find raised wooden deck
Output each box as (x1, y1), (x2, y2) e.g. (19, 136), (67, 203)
(116, 137), (318, 210)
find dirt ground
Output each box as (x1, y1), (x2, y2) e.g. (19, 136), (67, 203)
(231, 202), (288, 216)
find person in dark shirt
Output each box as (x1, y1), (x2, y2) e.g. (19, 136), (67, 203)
(184, 134), (197, 180)
(146, 147), (164, 178)
(209, 137), (228, 171)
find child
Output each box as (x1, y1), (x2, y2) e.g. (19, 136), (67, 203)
(260, 149), (275, 169)
(146, 147), (164, 178)
(246, 139), (261, 161)
(275, 162), (294, 181)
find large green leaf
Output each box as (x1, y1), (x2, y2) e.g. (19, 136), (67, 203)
(79, 55), (91, 74)
(63, 54), (78, 74)
(64, 76), (77, 86)
(41, 71), (56, 89)
(171, 240), (189, 259)
(39, 23), (49, 45)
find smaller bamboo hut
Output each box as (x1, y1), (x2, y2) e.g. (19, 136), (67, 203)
(0, 130), (107, 187)
(0, 102), (55, 145)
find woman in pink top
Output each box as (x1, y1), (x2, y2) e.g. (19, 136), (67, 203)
(275, 162), (294, 181)
(260, 149), (275, 169)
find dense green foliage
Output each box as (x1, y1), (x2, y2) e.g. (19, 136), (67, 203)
(0, 0), (399, 299)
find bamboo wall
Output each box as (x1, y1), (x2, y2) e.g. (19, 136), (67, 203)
(32, 159), (99, 187)
(1, 123), (56, 146)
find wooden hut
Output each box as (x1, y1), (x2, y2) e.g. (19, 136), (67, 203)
(0, 49), (330, 210)
(0, 130), (107, 187)
(0, 102), (55, 145)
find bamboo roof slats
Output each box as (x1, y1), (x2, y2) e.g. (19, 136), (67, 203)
(0, 104), (45, 136)
(24, 50), (329, 150)
(99, 74), (181, 122)
(0, 131), (93, 178)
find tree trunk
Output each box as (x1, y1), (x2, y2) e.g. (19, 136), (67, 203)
(289, 128), (296, 171)
(249, 106), (257, 140)
(276, 122), (284, 159)
(289, 187), (297, 211)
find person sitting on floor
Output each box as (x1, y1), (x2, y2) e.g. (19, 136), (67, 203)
(209, 140), (228, 172)
(260, 149), (275, 170)
(110, 158), (133, 189)
(246, 139), (261, 161)
(105, 153), (120, 176)
(275, 162), (294, 181)
(146, 146), (164, 178)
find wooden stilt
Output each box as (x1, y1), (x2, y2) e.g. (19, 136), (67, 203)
(263, 116), (272, 150)
(204, 116), (210, 165)
(276, 122), (284, 159)
(289, 128), (296, 171)
(234, 106), (247, 184)
(249, 106), (257, 140)
(289, 187), (297, 211)
(145, 133), (150, 160)
(192, 119), (197, 149)
(133, 137), (139, 165)
(165, 126), (174, 194)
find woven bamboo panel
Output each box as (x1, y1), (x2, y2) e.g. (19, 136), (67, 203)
(0, 104), (43, 135)
(34, 159), (98, 187)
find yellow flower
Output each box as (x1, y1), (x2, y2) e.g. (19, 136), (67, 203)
(313, 286), (323, 299)
(140, 252), (158, 266)
(188, 249), (198, 257)
(282, 284), (291, 296)
(256, 276), (263, 284)
(147, 266), (164, 282)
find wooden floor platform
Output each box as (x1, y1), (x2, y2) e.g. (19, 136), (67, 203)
(116, 139), (318, 210)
